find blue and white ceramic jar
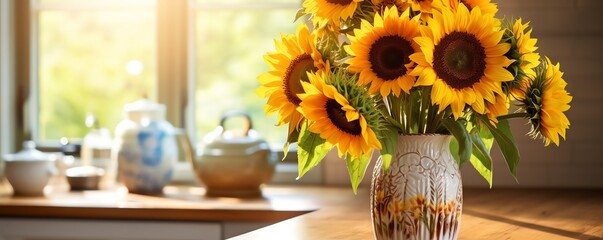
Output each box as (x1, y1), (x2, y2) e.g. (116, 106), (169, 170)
(113, 99), (178, 194)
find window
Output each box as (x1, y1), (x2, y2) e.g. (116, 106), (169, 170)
(13, 0), (307, 182)
(17, 0), (300, 148)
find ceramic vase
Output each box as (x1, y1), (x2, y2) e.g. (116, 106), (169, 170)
(371, 135), (462, 240)
(113, 99), (178, 194)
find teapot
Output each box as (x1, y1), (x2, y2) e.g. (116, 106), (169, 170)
(194, 112), (276, 198)
(112, 99), (193, 194)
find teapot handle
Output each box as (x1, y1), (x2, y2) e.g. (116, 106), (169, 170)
(173, 128), (196, 164)
(219, 111), (252, 136)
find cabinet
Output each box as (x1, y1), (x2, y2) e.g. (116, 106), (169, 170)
(0, 218), (272, 240)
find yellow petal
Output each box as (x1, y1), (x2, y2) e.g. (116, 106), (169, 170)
(345, 110), (360, 122)
(414, 68), (437, 86)
(486, 43), (511, 56)
(485, 66), (514, 82)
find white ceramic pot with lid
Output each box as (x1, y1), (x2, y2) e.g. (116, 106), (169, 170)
(113, 99), (181, 194)
(2, 141), (58, 196)
(195, 112), (276, 198)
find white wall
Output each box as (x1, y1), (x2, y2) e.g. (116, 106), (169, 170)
(322, 0), (603, 189)
(459, 0), (603, 188)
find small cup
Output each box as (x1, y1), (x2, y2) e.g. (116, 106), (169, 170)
(5, 160), (56, 196)
(65, 166), (105, 191)
(3, 141), (57, 196)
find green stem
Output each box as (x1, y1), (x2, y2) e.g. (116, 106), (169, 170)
(426, 104), (438, 133)
(419, 87), (430, 134)
(381, 96), (404, 131)
(383, 109), (404, 131)
(429, 107), (449, 133)
(405, 93), (411, 134)
(497, 112), (530, 120)
(391, 94), (404, 134)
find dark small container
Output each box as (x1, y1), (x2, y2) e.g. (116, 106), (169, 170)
(66, 166), (104, 191)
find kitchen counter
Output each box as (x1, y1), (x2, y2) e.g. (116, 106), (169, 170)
(1, 181), (602, 240)
(0, 179), (326, 239)
(0, 181), (316, 223)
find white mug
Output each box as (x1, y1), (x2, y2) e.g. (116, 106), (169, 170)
(3, 141), (58, 196)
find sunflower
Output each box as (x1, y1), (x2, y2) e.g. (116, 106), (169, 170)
(310, 16), (339, 39)
(298, 70), (382, 158)
(521, 58), (572, 146)
(409, 4), (514, 119)
(256, 24), (326, 134)
(502, 18), (541, 98)
(303, 0), (363, 24)
(407, 0), (444, 14)
(372, 0), (407, 13)
(345, 6), (421, 97)
(485, 93), (509, 123)
(444, 0), (498, 16)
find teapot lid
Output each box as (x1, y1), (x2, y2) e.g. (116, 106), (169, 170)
(124, 99), (165, 113)
(202, 129), (270, 156)
(200, 112), (270, 156)
(123, 99), (166, 121)
(3, 141), (53, 162)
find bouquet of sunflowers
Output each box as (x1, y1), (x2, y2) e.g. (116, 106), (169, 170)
(257, 0), (572, 192)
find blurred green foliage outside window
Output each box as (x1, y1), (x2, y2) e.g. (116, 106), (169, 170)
(194, 0), (298, 147)
(35, 0), (299, 148)
(37, 0), (156, 141)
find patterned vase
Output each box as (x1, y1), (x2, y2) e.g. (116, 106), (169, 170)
(371, 134), (463, 240)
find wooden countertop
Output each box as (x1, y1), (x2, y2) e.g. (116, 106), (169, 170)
(1, 180), (602, 240)
(233, 188), (603, 240)
(0, 181), (320, 222)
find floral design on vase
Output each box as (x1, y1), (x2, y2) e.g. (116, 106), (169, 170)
(371, 135), (462, 240)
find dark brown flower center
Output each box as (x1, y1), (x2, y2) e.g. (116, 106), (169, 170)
(369, 35), (413, 81)
(376, 0), (400, 9)
(460, 0), (472, 10)
(325, 99), (361, 136)
(283, 54), (315, 105)
(326, 0), (353, 6)
(433, 31), (486, 90)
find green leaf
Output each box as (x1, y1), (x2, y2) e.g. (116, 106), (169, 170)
(346, 153), (371, 194)
(287, 125), (301, 144)
(379, 126), (398, 171)
(449, 137), (460, 165)
(297, 122), (333, 179)
(469, 130), (494, 187)
(294, 7), (306, 22)
(443, 118), (472, 166)
(282, 126), (301, 160)
(283, 142), (291, 160)
(483, 118), (520, 178)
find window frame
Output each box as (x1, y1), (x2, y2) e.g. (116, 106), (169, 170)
(1, 0), (16, 158)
